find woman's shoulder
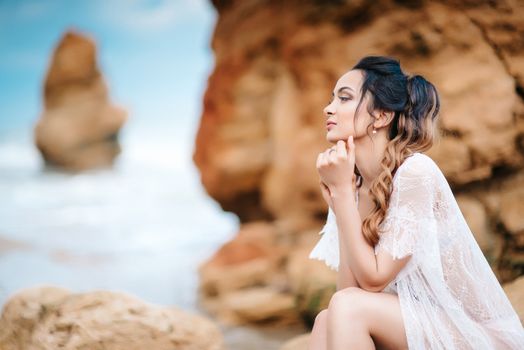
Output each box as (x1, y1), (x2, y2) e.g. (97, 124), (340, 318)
(394, 152), (440, 182)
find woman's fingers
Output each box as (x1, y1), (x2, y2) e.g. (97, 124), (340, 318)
(347, 135), (355, 162)
(335, 140), (346, 158)
(325, 145), (338, 164)
(318, 140), (350, 169)
(316, 152), (322, 169)
(317, 150), (330, 170)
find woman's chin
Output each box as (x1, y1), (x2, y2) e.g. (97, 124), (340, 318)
(326, 132), (348, 143)
(326, 130), (337, 140)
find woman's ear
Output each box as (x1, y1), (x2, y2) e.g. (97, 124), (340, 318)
(377, 110), (395, 128)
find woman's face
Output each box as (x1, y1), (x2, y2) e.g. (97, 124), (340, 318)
(323, 69), (372, 144)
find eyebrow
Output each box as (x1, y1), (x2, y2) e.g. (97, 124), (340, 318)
(332, 86), (354, 96)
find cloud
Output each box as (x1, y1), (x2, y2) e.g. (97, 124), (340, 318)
(97, 0), (211, 33)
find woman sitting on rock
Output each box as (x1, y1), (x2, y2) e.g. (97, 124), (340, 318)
(308, 55), (524, 349)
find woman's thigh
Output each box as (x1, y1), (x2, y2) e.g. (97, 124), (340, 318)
(329, 287), (408, 350)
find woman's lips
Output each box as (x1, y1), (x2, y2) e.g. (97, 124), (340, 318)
(326, 122), (336, 130)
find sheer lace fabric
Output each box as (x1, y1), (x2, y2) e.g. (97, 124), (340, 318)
(308, 152), (524, 349)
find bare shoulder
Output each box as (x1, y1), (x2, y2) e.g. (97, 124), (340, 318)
(396, 152), (439, 180)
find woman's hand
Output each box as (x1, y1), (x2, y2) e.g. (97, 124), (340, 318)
(316, 135), (356, 197)
(319, 171), (358, 210)
(319, 179), (334, 210)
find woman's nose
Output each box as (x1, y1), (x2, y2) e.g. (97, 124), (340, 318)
(324, 104), (334, 117)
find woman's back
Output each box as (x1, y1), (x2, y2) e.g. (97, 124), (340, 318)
(428, 155), (524, 348)
(378, 152), (524, 349)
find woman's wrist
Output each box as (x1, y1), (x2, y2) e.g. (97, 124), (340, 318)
(330, 185), (359, 225)
(329, 185), (355, 200)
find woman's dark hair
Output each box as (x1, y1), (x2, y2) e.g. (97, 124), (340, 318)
(350, 55), (440, 247)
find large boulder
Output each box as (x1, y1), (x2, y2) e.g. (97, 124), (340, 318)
(198, 222), (285, 298)
(503, 275), (524, 324)
(34, 30), (127, 171)
(279, 333), (310, 350)
(286, 237), (337, 327)
(197, 222), (299, 326)
(0, 286), (224, 350)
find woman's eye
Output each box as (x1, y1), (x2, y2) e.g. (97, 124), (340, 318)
(327, 96), (351, 104)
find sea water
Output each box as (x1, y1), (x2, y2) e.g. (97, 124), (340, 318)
(0, 123), (239, 311)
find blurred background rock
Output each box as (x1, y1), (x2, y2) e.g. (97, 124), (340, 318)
(34, 31), (127, 171)
(1, 0), (523, 349)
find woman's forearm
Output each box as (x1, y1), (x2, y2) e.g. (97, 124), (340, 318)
(331, 187), (379, 290)
(336, 261), (360, 291)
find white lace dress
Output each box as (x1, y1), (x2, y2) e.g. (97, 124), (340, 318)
(309, 152), (524, 349)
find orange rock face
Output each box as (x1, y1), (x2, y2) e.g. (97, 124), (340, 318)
(195, 0), (524, 326)
(34, 30), (127, 171)
(194, 0), (524, 221)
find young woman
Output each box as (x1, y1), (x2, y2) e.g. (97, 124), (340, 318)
(308, 56), (524, 349)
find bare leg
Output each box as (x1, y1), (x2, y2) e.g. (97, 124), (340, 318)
(309, 309), (328, 350)
(310, 266), (361, 349)
(327, 287), (408, 350)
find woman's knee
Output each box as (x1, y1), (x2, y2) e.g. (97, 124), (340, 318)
(328, 287), (367, 318)
(314, 308), (328, 326)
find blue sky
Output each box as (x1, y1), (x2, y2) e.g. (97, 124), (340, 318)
(0, 0), (217, 136)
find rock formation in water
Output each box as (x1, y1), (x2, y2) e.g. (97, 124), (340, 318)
(0, 286), (225, 350)
(34, 30), (127, 171)
(194, 0), (524, 327)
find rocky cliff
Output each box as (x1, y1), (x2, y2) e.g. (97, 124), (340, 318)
(195, 0), (524, 327)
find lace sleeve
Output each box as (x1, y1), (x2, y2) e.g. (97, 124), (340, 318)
(374, 155), (436, 260)
(308, 207), (340, 271)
